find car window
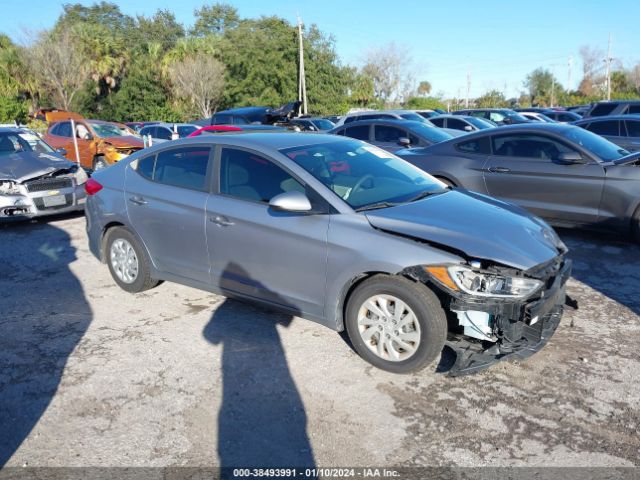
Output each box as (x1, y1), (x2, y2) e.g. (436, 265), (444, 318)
(447, 118), (468, 130)
(135, 154), (156, 180)
(469, 111), (486, 119)
(488, 112), (506, 122)
(177, 126), (197, 137)
(89, 123), (124, 138)
(213, 114), (232, 125)
(624, 120), (640, 137)
(590, 103), (618, 116)
(374, 125), (406, 142)
(491, 134), (575, 160)
(429, 117), (445, 127)
(157, 127), (173, 140)
(153, 146), (211, 191)
(139, 126), (153, 137)
(456, 137), (491, 154)
(232, 116), (250, 125)
(0, 133), (34, 154)
(586, 120), (619, 136)
(627, 105), (640, 114)
(343, 116), (356, 124)
(55, 122), (72, 138)
(219, 148), (304, 203)
(344, 125), (370, 141)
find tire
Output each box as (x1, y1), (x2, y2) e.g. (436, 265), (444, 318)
(93, 156), (107, 171)
(345, 275), (447, 374)
(105, 226), (159, 293)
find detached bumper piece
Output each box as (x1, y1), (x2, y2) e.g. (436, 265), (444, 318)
(446, 306), (563, 376)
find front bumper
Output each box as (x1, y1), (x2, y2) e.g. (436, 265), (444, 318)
(445, 259), (572, 376)
(0, 184), (86, 220)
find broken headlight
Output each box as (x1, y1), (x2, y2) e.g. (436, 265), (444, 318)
(426, 265), (543, 299)
(0, 180), (20, 195)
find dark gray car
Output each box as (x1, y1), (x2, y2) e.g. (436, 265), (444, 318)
(396, 123), (640, 238)
(85, 133), (570, 376)
(329, 119), (454, 152)
(572, 114), (640, 152)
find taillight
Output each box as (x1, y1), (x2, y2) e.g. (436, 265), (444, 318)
(85, 178), (103, 195)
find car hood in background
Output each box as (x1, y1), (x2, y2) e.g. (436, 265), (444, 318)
(0, 151), (76, 183)
(365, 190), (564, 271)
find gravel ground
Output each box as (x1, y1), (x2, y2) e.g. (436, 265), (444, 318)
(0, 213), (638, 469)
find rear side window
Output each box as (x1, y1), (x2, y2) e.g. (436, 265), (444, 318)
(156, 127), (172, 140)
(139, 126), (154, 137)
(55, 122), (72, 137)
(625, 120), (640, 137)
(589, 103), (617, 116)
(586, 120), (619, 136)
(491, 134), (575, 160)
(344, 125), (370, 140)
(136, 155), (155, 180)
(456, 137), (490, 154)
(374, 125), (405, 142)
(429, 117), (445, 127)
(219, 148), (304, 203)
(213, 114), (232, 125)
(627, 105), (640, 114)
(153, 147), (211, 191)
(447, 118), (468, 130)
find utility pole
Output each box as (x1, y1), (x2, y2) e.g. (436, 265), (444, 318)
(465, 69), (471, 108)
(568, 55), (573, 91)
(604, 33), (613, 101)
(297, 14), (308, 115)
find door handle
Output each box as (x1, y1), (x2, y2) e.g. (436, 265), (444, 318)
(487, 166), (511, 173)
(128, 196), (147, 206)
(209, 215), (234, 227)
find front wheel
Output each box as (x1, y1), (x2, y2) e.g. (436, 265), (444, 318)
(105, 227), (159, 293)
(345, 275), (447, 374)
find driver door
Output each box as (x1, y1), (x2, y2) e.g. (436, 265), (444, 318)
(483, 133), (605, 224)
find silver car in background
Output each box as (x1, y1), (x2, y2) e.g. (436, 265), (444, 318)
(85, 133), (570, 375)
(0, 128), (87, 219)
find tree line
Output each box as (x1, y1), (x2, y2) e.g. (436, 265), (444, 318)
(0, 2), (638, 126)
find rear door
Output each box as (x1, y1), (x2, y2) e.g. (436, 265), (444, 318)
(372, 124), (413, 152)
(585, 120), (626, 148)
(125, 145), (213, 283)
(483, 133), (605, 224)
(205, 146), (329, 317)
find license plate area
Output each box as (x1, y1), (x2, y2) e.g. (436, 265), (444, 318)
(42, 194), (67, 207)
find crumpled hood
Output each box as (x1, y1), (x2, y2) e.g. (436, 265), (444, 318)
(0, 151), (76, 183)
(100, 135), (143, 148)
(365, 190), (564, 271)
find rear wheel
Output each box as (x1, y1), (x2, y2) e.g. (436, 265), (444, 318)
(105, 227), (159, 293)
(345, 275), (447, 374)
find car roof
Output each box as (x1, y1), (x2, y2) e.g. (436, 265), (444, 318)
(0, 127), (23, 134)
(574, 114), (640, 122)
(215, 107), (270, 115)
(333, 119), (427, 129)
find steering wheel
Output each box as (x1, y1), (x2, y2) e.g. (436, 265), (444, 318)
(344, 174), (374, 200)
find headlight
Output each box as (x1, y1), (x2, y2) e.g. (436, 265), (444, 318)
(0, 180), (20, 195)
(74, 166), (88, 185)
(425, 265), (543, 298)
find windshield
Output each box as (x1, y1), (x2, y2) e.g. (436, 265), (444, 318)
(564, 126), (629, 161)
(400, 112), (429, 123)
(504, 111), (530, 122)
(311, 119), (335, 130)
(90, 122), (125, 138)
(466, 117), (495, 129)
(177, 126), (197, 137)
(410, 123), (454, 143)
(280, 139), (446, 210)
(0, 132), (54, 155)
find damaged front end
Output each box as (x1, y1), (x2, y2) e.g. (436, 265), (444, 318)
(404, 255), (572, 376)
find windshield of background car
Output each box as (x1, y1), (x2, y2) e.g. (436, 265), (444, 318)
(312, 119), (335, 130)
(564, 127), (629, 161)
(280, 139), (445, 209)
(505, 111), (530, 122)
(0, 132), (43, 156)
(400, 113), (429, 123)
(410, 123), (454, 143)
(177, 126), (197, 137)
(17, 132), (55, 153)
(90, 123), (125, 138)
(466, 117), (495, 129)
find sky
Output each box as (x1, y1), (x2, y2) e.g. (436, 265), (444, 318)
(1, 0), (639, 99)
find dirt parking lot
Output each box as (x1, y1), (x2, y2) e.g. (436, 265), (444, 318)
(0, 213), (639, 469)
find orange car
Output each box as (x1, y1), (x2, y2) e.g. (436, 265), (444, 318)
(43, 119), (143, 170)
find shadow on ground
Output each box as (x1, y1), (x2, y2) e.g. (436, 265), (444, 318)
(0, 221), (91, 466)
(202, 263), (316, 471)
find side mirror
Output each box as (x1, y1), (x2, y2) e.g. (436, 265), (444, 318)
(556, 152), (588, 164)
(56, 147), (67, 156)
(269, 191), (312, 212)
(398, 137), (411, 147)
(464, 125), (473, 132)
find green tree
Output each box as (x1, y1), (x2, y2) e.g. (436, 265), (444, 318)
(191, 3), (239, 37)
(475, 90), (508, 108)
(524, 68), (563, 106)
(417, 81), (432, 96)
(405, 96), (445, 110)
